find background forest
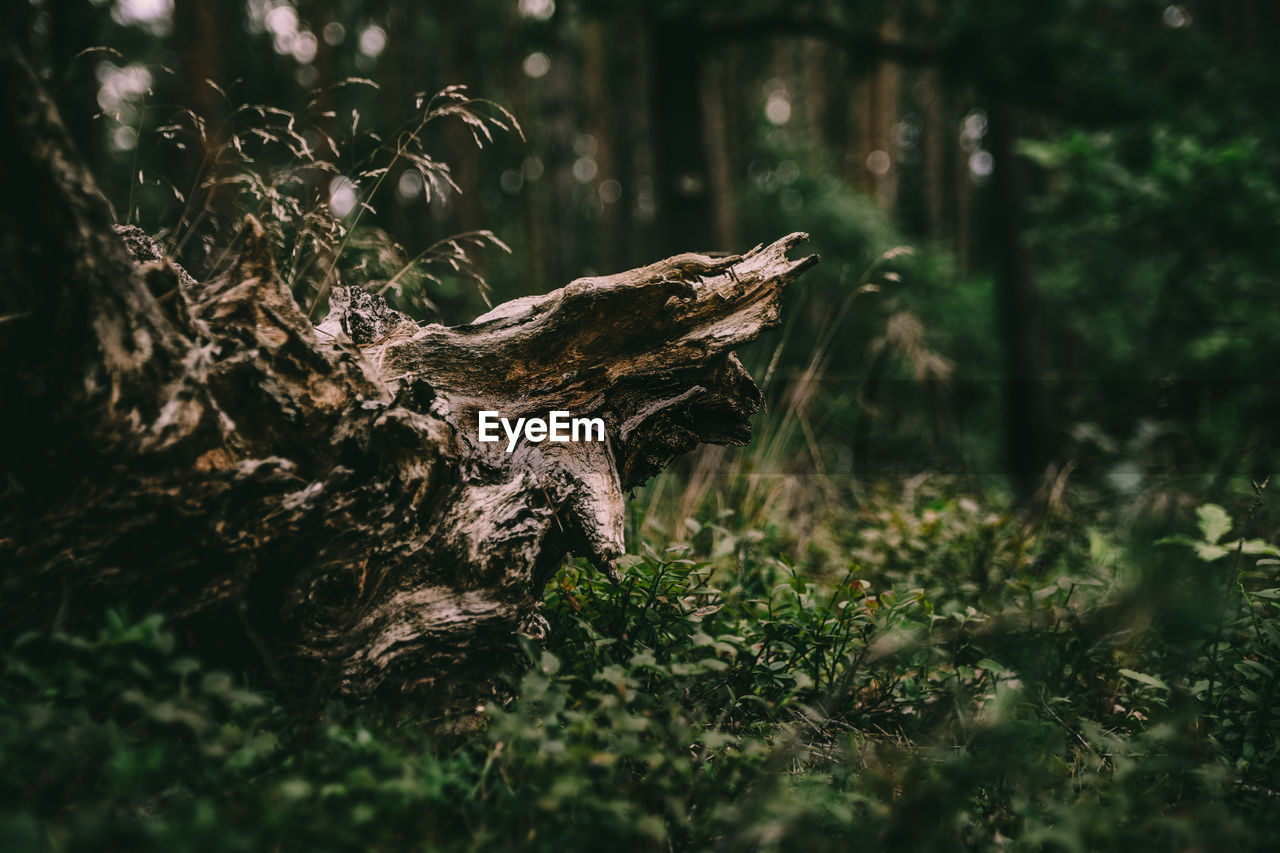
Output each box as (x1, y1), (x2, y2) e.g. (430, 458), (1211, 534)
(4, 0), (1280, 850)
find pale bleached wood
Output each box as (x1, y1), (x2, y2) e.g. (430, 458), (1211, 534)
(0, 39), (818, 717)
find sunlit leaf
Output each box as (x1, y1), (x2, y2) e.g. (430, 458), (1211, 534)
(1196, 503), (1233, 545)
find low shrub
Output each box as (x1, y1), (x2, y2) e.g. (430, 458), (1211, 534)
(3, 491), (1280, 851)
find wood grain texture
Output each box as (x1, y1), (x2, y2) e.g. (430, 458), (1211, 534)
(0, 39), (818, 718)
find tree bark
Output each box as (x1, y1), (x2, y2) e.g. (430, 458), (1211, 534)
(0, 41), (817, 718)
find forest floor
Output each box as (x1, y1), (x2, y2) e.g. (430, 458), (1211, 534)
(4, 472), (1280, 851)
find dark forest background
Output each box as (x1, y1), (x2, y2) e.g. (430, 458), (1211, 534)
(11, 0), (1280, 505)
(6, 1), (1280, 850)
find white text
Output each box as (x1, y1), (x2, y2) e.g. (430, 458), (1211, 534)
(478, 410), (606, 452)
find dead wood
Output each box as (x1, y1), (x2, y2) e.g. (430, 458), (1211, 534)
(0, 39), (818, 716)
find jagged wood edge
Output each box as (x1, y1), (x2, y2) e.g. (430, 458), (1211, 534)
(0, 37), (819, 714)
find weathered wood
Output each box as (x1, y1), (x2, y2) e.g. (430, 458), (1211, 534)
(0, 39), (817, 716)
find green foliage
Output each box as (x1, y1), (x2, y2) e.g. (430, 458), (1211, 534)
(1024, 121), (1280, 477)
(6, 492), (1280, 851)
(15, 2), (1280, 848)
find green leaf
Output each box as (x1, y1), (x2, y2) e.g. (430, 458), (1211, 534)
(1155, 534), (1199, 548)
(1241, 539), (1280, 556)
(539, 651), (560, 676)
(1162, 529), (1232, 560)
(1119, 668), (1168, 691)
(1193, 542), (1230, 562)
(1235, 659), (1274, 679)
(1196, 504), (1233, 545)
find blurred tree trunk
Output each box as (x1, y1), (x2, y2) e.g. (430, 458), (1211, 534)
(954, 93), (974, 270)
(545, 12), (580, 284)
(702, 56), (739, 252)
(849, 17), (902, 212)
(626, 6), (658, 268)
(987, 101), (1055, 499)
(438, 5), (483, 238)
(172, 0), (224, 231)
(920, 68), (947, 241)
(583, 17), (622, 270)
(648, 10), (712, 254)
(869, 16), (902, 213)
(173, 0), (223, 135)
(802, 38), (832, 150)
(0, 40), (817, 718)
(852, 77), (874, 193)
(919, 0), (946, 241)
(167, 0), (232, 279)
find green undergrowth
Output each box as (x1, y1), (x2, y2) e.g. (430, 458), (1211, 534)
(4, 490), (1280, 851)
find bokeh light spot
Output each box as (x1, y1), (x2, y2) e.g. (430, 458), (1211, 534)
(112, 0), (173, 35)
(265, 5), (298, 37)
(518, 0), (555, 21)
(359, 25), (387, 58)
(1163, 5), (1191, 28)
(522, 52), (551, 79)
(572, 157), (598, 183)
(96, 62), (152, 115)
(867, 150), (891, 176)
(397, 170), (423, 202)
(292, 31), (318, 64)
(969, 150), (994, 178)
(112, 125), (138, 152)
(500, 169), (524, 194)
(322, 22), (345, 45)
(599, 179), (622, 205)
(765, 93), (791, 126)
(329, 176), (357, 217)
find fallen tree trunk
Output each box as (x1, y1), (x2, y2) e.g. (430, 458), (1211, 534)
(0, 42), (817, 715)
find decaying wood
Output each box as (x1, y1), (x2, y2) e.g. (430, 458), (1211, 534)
(0, 41), (817, 715)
